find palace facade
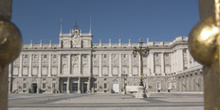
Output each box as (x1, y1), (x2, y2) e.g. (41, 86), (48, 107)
(8, 25), (203, 94)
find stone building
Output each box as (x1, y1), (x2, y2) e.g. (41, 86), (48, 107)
(8, 24), (203, 94)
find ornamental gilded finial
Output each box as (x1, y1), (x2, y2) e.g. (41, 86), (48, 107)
(188, 0), (220, 109)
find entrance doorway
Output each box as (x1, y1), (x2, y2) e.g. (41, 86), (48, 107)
(83, 83), (87, 93)
(72, 83), (78, 93)
(112, 84), (119, 93)
(63, 83), (67, 93)
(32, 83), (37, 93)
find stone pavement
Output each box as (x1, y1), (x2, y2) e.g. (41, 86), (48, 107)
(8, 93), (204, 110)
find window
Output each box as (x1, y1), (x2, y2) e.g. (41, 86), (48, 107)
(165, 53), (169, 57)
(52, 83), (55, 89)
(24, 54), (28, 58)
(93, 54), (97, 58)
(83, 54), (87, 58)
(53, 55), (56, 58)
(157, 82), (161, 90)
(42, 67), (48, 76)
(93, 67), (98, 76)
(94, 83), (97, 89)
(132, 67), (138, 76)
(155, 53), (159, 57)
(23, 83), (26, 89)
(43, 54), (47, 58)
(155, 66), (161, 74)
(165, 66), (171, 73)
(104, 83), (107, 89)
(133, 55), (137, 58)
(52, 67), (57, 76)
(102, 67), (108, 76)
(13, 67), (19, 76)
(122, 67), (128, 74)
(113, 67), (118, 76)
(32, 67), (38, 76)
(103, 54), (107, 58)
(63, 54), (66, 58)
(34, 54), (38, 59)
(123, 54), (127, 58)
(113, 54), (117, 59)
(42, 83), (46, 89)
(183, 49), (187, 53)
(23, 67), (28, 76)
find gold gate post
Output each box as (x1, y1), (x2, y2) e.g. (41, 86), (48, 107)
(188, 0), (220, 109)
(0, 0), (23, 110)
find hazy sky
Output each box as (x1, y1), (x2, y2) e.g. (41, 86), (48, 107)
(12, 0), (200, 44)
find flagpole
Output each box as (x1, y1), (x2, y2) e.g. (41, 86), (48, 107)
(60, 18), (62, 34)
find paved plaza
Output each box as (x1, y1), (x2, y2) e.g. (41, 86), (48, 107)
(8, 93), (204, 110)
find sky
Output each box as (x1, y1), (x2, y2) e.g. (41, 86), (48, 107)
(11, 0), (200, 44)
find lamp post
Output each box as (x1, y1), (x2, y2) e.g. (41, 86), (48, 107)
(133, 38), (150, 86)
(133, 38), (150, 98)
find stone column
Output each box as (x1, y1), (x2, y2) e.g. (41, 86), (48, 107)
(109, 54), (112, 76)
(87, 77), (90, 93)
(48, 54), (51, 77)
(28, 54), (32, 77)
(161, 53), (164, 76)
(99, 54), (102, 76)
(8, 63), (12, 78)
(58, 54), (61, 76)
(19, 55), (23, 77)
(67, 77), (70, 93)
(178, 49), (184, 71)
(129, 54), (132, 76)
(150, 53), (154, 76)
(38, 54), (42, 77)
(79, 54), (81, 75)
(88, 54), (91, 76)
(119, 54), (122, 77)
(78, 77), (81, 93)
(187, 49), (191, 68)
(68, 54), (71, 75)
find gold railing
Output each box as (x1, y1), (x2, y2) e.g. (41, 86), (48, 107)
(0, 0), (220, 110)
(0, 0), (22, 110)
(188, 0), (220, 109)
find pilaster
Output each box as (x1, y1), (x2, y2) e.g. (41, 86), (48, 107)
(58, 54), (61, 76)
(129, 54), (132, 76)
(187, 49), (191, 68)
(48, 54), (51, 77)
(161, 53), (164, 75)
(88, 54), (91, 76)
(79, 54), (81, 75)
(78, 77), (81, 93)
(8, 63), (12, 77)
(119, 54), (121, 77)
(109, 54), (112, 76)
(179, 49), (184, 71)
(38, 54), (42, 77)
(68, 54), (71, 75)
(67, 77), (70, 93)
(19, 55), (22, 77)
(87, 77), (90, 93)
(99, 54), (102, 77)
(28, 54), (32, 77)
(150, 52), (154, 76)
